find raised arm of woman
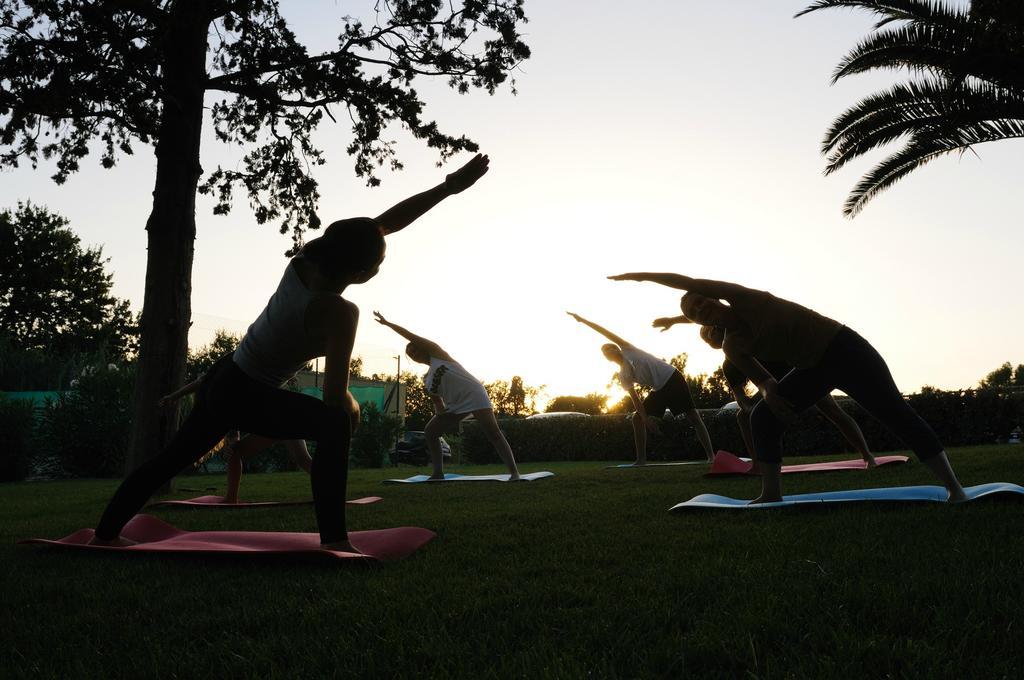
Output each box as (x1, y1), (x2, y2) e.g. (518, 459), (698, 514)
(374, 312), (450, 360)
(566, 312), (633, 348)
(609, 272), (752, 301)
(374, 154), (490, 234)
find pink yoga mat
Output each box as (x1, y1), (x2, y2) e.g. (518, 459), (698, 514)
(147, 495), (382, 508)
(707, 450), (909, 476)
(20, 514), (435, 562)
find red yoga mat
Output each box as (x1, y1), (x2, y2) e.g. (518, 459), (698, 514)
(20, 514), (435, 562)
(707, 450), (910, 476)
(147, 495), (382, 509)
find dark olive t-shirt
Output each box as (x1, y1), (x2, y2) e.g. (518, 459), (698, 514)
(726, 289), (842, 369)
(721, 358), (792, 394)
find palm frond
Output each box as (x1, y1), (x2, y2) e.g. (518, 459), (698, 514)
(833, 22), (972, 83)
(833, 21), (1024, 89)
(824, 93), (946, 172)
(843, 117), (1024, 215)
(825, 80), (1024, 166)
(930, 117), (1024, 147)
(842, 138), (949, 215)
(796, 1), (966, 30)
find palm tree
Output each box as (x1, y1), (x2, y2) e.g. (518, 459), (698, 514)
(797, 1), (1024, 216)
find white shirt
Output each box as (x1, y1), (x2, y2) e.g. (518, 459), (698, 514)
(618, 347), (675, 391)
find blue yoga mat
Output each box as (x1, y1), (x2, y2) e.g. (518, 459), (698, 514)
(606, 461), (709, 469)
(670, 482), (1024, 511)
(383, 471), (555, 484)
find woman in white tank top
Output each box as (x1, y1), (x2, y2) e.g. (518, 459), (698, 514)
(374, 312), (522, 481)
(567, 312), (715, 466)
(91, 155), (494, 548)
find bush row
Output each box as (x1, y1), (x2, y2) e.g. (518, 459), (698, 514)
(7, 378), (1023, 478)
(0, 396), (36, 481)
(3, 366), (405, 481)
(462, 389), (1024, 463)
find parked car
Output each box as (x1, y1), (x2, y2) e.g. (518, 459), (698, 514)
(391, 431), (451, 466)
(525, 412), (590, 420)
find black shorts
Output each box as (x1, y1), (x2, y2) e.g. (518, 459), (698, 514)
(641, 370), (695, 416)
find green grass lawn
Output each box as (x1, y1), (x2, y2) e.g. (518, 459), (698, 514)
(3, 445), (1024, 678)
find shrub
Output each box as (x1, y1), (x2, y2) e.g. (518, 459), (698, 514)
(350, 402), (403, 468)
(461, 389), (1024, 463)
(38, 362), (135, 477)
(462, 414), (728, 463)
(242, 441), (300, 474)
(0, 395), (36, 481)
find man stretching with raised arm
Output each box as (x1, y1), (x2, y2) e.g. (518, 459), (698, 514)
(610, 272), (965, 503)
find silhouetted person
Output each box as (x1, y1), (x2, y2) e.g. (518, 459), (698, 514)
(91, 154), (493, 548)
(374, 311), (521, 481)
(656, 320), (876, 467)
(566, 312), (715, 465)
(611, 272), (966, 503)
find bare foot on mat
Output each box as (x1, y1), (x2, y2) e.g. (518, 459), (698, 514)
(321, 540), (362, 554)
(88, 535), (138, 547)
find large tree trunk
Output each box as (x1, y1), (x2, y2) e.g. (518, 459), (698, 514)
(125, 4), (211, 482)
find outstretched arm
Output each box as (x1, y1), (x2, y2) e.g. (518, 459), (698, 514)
(157, 376), (203, 408)
(374, 153), (490, 234)
(722, 333), (797, 422)
(608, 272), (751, 301)
(566, 312), (632, 347)
(374, 312), (449, 359)
(652, 315), (692, 332)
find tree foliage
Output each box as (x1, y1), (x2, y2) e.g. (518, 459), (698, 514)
(0, 0), (530, 248)
(670, 353), (731, 409)
(979, 361), (1024, 388)
(484, 375), (541, 416)
(186, 329), (241, 380)
(797, 0), (1024, 215)
(686, 367), (732, 409)
(1, 0), (530, 474)
(0, 202), (135, 359)
(372, 369), (434, 430)
(545, 393), (608, 415)
(38, 361), (136, 478)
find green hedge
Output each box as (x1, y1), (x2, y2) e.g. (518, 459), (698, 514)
(462, 389), (1024, 463)
(350, 402), (403, 468)
(0, 396), (36, 481)
(37, 364), (135, 477)
(304, 402), (403, 469)
(462, 413), (732, 464)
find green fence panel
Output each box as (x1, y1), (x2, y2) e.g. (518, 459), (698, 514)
(298, 386), (386, 410)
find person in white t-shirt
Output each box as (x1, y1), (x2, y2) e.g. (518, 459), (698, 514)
(567, 312), (715, 465)
(374, 311), (522, 481)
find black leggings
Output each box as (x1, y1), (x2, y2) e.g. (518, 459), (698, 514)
(95, 355), (351, 543)
(750, 327), (943, 465)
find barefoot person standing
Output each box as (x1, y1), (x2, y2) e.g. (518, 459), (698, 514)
(90, 154), (494, 548)
(374, 312), (522, 481)
(612, 272), (966, 503)
(566, 312), (715, 465)
(655, 320), (876, 469)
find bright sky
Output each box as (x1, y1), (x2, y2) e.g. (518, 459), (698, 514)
(3, 0), (1021, 405)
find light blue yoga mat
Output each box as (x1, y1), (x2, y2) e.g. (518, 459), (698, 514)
(670, 482), (1024, 511)
(606, 461), (710, 469)
(383, 471), (555, 484)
